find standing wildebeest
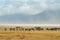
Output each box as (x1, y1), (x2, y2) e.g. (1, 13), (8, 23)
(25, 28), (35, 31)
(35, 27), (43, 31)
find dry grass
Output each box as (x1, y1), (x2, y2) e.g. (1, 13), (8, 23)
(0, 30), (60, 40)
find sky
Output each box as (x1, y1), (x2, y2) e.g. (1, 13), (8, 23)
(0, 0), (59, 15)
(0, 0), (60, 24)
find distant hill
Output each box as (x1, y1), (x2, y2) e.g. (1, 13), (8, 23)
(0, 9), (60, 24)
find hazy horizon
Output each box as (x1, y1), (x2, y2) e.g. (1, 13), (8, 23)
(0, 0), (60, 24)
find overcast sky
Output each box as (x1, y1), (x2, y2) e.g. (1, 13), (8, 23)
(0, 0), (59, 15)
(0, 0), (60, 24)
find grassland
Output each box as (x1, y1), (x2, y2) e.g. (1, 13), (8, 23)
(0, 31), (60, 40)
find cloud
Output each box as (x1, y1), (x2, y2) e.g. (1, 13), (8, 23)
(0, 0), (60, 15)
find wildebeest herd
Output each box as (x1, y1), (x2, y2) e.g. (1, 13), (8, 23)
(3, 26), (60, 31)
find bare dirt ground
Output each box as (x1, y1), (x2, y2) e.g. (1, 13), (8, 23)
(0, 31), (60, 40)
